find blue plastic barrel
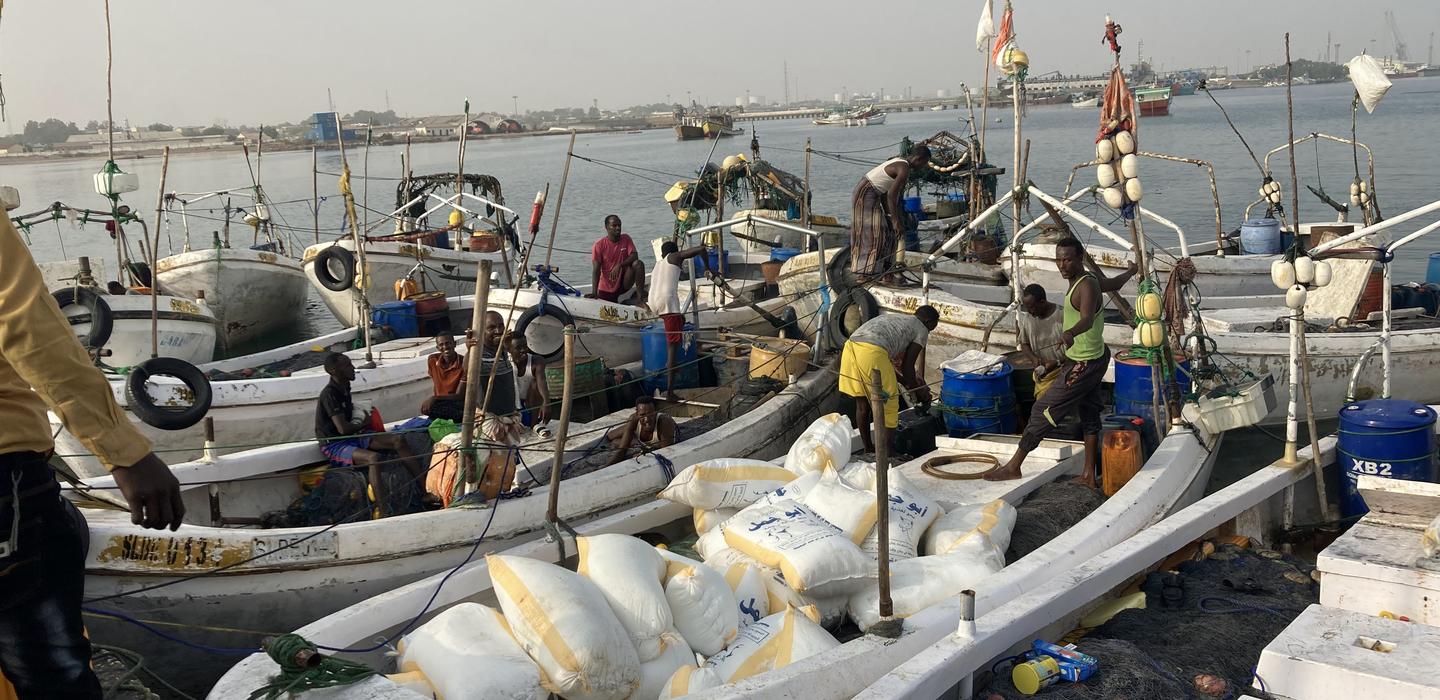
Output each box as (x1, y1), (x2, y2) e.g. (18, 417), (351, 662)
(1240, 218), (1283, 254)
(642, 322), (699, 392)
(941, 363), (1018, 437)
(1427, 252), (1440, 285)
(903, 196), (924, 213)
(1336, 399), (1438, 517)
(371, 300), (419, 338)
(770, 247), (801, 262)
(693, 250), (729, 276)
(1113, 353), (1192, 424)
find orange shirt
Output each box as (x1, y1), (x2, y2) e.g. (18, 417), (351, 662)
(428, 354), (466, 396)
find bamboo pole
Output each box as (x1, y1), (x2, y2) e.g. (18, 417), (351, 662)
(150, 147), (170, 359)
(980, 21), (993, 159)
(334, 113), (374, 366)
(802, 138), (812, 236)
(362, 125), (372, 239)
(312, 147), (320, 245)
(869, 368), (899, 638)
(459, 260), (494, 492)
(547, 326), (577, 524)
(543, 131), (578, 270)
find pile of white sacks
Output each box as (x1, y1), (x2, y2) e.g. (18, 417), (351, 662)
(385, 414), (1016, 700)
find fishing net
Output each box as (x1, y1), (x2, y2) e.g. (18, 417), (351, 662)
(983, 544), (1317, 699)
(1006, 482), (1106, 563)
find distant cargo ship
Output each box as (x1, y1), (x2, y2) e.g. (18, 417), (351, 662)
(1134, 85), (1173, 116)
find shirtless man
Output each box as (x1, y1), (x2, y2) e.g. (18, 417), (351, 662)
(604, 396), (676, 466)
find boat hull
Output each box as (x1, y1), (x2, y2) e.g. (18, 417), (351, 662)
(100, 361), (843, 696)
(50, 334), (438, 477)
(62, 293), (218, 366)
(156, 247), (309, 347)
(676, 124), (705, 140)
(302, 240), (507, 326)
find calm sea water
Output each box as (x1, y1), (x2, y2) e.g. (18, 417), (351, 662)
(9, 76), (1440, 352)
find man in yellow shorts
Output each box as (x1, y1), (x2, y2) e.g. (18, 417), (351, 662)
(839, 306), (940, 454)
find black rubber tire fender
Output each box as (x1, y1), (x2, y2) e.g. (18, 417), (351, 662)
(313, 246), (357, 292)
(828, 287), (880, 341)
(52, 287), (113, 349)
(125, 357), (213, 431)
(513, 304), (576, 362)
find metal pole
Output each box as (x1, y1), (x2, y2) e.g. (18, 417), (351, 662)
(150, 147), (170, 359)
(543, 131), (578, 270)
(459, 260), (494, 492)
(1296, 316), (1335, 522)
(311, 147), (320, 245)
(1283, 314), (1301, 466)
(547, 326), (577, 524)
(802, 137), (812, 241)
(870, 368), (899, 638)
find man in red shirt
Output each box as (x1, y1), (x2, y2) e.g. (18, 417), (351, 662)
(588, 214), (646, 303)
(421, 333), (466, 421)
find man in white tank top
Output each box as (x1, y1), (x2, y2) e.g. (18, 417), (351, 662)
(648, 240), (710, 399)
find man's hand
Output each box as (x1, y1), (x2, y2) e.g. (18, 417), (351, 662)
(583, 292), (596, 299)
(1125, 261), (1139, 276)
(1061, 330), (1075, 348)
(110, 452), (184, 531)
(914, 386), (934, 405)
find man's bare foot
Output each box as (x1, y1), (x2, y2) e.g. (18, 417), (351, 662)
(1070, 473), (1098, 489)
(984, 464), (1024, 481)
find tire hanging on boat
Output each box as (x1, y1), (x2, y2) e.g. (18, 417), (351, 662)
(828, 287), (880, 341)
(313, 246), (357, 292)
(513, 304), (576, 362)
(51, 287), (113, 349)
(125, 357), (213, 431)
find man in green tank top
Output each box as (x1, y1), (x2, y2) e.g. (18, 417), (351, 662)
(986, 238), (1136, 486)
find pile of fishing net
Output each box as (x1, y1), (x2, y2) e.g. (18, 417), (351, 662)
(1006, 482), (1106, 563)
(983, 544), (1317, 699)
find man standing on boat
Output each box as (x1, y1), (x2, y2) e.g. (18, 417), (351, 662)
(986, 238), (1136, 486)
(648, 240), (710, 400)
(0, 208), (185, 698)
(421, 333), (466, 421)
(587, 214), (646, 304)
(851, 144), (929, 286)
(1017, 284), (1065, 399)
(316, 353), (427, 516)
(839, 306), (940, 455)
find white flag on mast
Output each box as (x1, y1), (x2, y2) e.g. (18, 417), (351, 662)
(975, 0), (995, 52)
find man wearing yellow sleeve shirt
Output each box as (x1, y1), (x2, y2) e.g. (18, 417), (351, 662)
(0, 207), (184, 699)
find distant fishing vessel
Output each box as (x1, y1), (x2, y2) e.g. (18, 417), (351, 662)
(1070, 93), (1099, 108)
(1134, 84), (1172, 116)
(675, 111), (740, 140)
(813, 105), (887, 126)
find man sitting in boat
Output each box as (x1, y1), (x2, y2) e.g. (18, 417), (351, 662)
(421, 333), (466, 421)
(509, 334), (549, 427)
(649, 240), (711, 400)
(316, 352), (428, 516)
(986, 238), (1136, 486)
(1017, 283), (1065, 399)
(586, 214), (646, 303)
(839, 306), (939, 455)
(605, 395), (677, 465)
(851, 144), (930, 287)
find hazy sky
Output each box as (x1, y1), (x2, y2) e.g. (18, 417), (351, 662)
(3, 0), (1438, 129)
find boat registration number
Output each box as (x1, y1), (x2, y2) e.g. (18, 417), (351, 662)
(250, 532), (340, 565)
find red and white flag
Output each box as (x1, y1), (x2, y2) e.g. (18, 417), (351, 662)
(975, 0), (995, 52)
(991, 3), (1015, 70)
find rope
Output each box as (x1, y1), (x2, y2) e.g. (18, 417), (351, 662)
(920, 452), (1002, 479)
(247, 634), (377, 699)
(1163, 257), (1197, 344)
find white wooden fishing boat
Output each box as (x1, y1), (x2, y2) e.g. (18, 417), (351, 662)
(87, 355), (842, 695)
(37, 258), (219, 367)
(813, 106), (886, 127)
(155, 246), (309, 348)
(206, 413), (1224, 699)
(855, 439), (1329, 699)
(50, 330), (436, 478)
(302, 238), (510, 327)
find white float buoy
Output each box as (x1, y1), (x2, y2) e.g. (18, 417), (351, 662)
(1314, 260), (1333, 287)
(1271, 259), (1296, 290)
(1294, 256), (1315, 285)
(1101, 186), (1125, 209)
(1124, 178), (1143, 203)
(1285, 284), (1308, 310)
(1097, 164), (1118, 188)
(1119, 153), (1139, 179)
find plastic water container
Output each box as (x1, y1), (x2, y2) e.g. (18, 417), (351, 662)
(1336, 399), (1438, 517)
(642, 322), (698, 392)
(693, 249), (729, 276)
(940, 363), (1018, 437)
(371, 300), (419, 338)
(770, 247), (801, 262)
(902, 196), (924, 213)
(1239, 218), (1283, 254)
(1427, 252), (1440, 285)
(1113, 353), (1192, 424)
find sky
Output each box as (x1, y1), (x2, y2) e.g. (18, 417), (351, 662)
(3, 0), (1438, 130)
